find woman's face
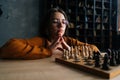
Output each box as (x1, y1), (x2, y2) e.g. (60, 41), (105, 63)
(50, 12), (68, 38)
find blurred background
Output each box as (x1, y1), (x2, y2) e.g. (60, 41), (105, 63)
(0, 0), (119, 51)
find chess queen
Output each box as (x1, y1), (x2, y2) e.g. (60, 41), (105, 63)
(0, 7), (100, 59)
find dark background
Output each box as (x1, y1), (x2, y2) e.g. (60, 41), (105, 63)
(0, 0), (119, 49)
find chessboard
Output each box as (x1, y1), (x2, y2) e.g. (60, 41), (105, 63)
(55, 48), (120, 79)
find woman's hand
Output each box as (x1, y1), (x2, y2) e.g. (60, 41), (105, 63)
(48, 37), (70, 52)
(48, 37), (62, 51)
(60, 37), (70, 51)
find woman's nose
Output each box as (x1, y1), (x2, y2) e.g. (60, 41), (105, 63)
(57, 22), (63, 28)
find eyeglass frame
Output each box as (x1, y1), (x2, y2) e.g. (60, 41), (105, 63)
(51, 18), (69, 25)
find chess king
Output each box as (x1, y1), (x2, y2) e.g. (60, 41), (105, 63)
(0, 7), (100, 59)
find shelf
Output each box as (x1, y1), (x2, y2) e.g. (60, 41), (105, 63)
(46, 0), (118, 50)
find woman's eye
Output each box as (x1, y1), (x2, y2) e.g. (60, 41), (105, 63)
(63, 20), (68, 24)
(52, 20), (59, 23)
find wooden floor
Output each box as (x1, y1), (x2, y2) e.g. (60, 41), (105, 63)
(0, 57), (120, 80)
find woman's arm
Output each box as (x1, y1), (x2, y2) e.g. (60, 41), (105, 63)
(0, 37), (52, 59)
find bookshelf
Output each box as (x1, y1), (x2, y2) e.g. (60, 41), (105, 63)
(46, 0), (118, 51)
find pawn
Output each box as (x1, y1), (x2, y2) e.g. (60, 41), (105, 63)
(107, 49), (112, 56)
(65, 50), (69, 60)
(69, 46), (74, 59)
(87, 45), (93, 59)
(110, 50), (116, 66)
(118, 50), (120, 64)
(115, 50), (119, 65)
(74, 53), (80, 62)
(69, 52), (74, 59)
(74, 46), (80, 62)
(94, 52), (100, 67)
(102, 54), (110, 70)
(106, 48), (112, 59)
(62, 49), (69, 60)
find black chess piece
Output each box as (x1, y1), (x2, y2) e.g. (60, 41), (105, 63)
(115, 50), (119, 65)
(94, 52), (100, 67)
(109, 50), (116, 66)
(93, 51), (100, 60)
(106, 48), (112, 59)
(118, 50), (120, 64)
(102, 54), (110, 70)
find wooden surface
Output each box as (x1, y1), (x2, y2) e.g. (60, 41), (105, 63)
(0, 57), (120, 80)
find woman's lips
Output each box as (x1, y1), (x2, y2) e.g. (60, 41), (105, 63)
(57, 30), (63, 36)
(58, 29), (64, 33)
(58, 29), (64, 32)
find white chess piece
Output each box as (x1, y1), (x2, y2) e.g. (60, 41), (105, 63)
(84, 45), (89, 58)
(69, 47), (74, 59)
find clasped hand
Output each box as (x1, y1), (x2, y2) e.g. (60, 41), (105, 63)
(48, 37), (70, 53)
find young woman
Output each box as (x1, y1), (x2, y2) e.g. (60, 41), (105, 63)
(0, 7), (100, 59)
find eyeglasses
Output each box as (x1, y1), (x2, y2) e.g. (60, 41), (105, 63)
(52, 19), (68, 25)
